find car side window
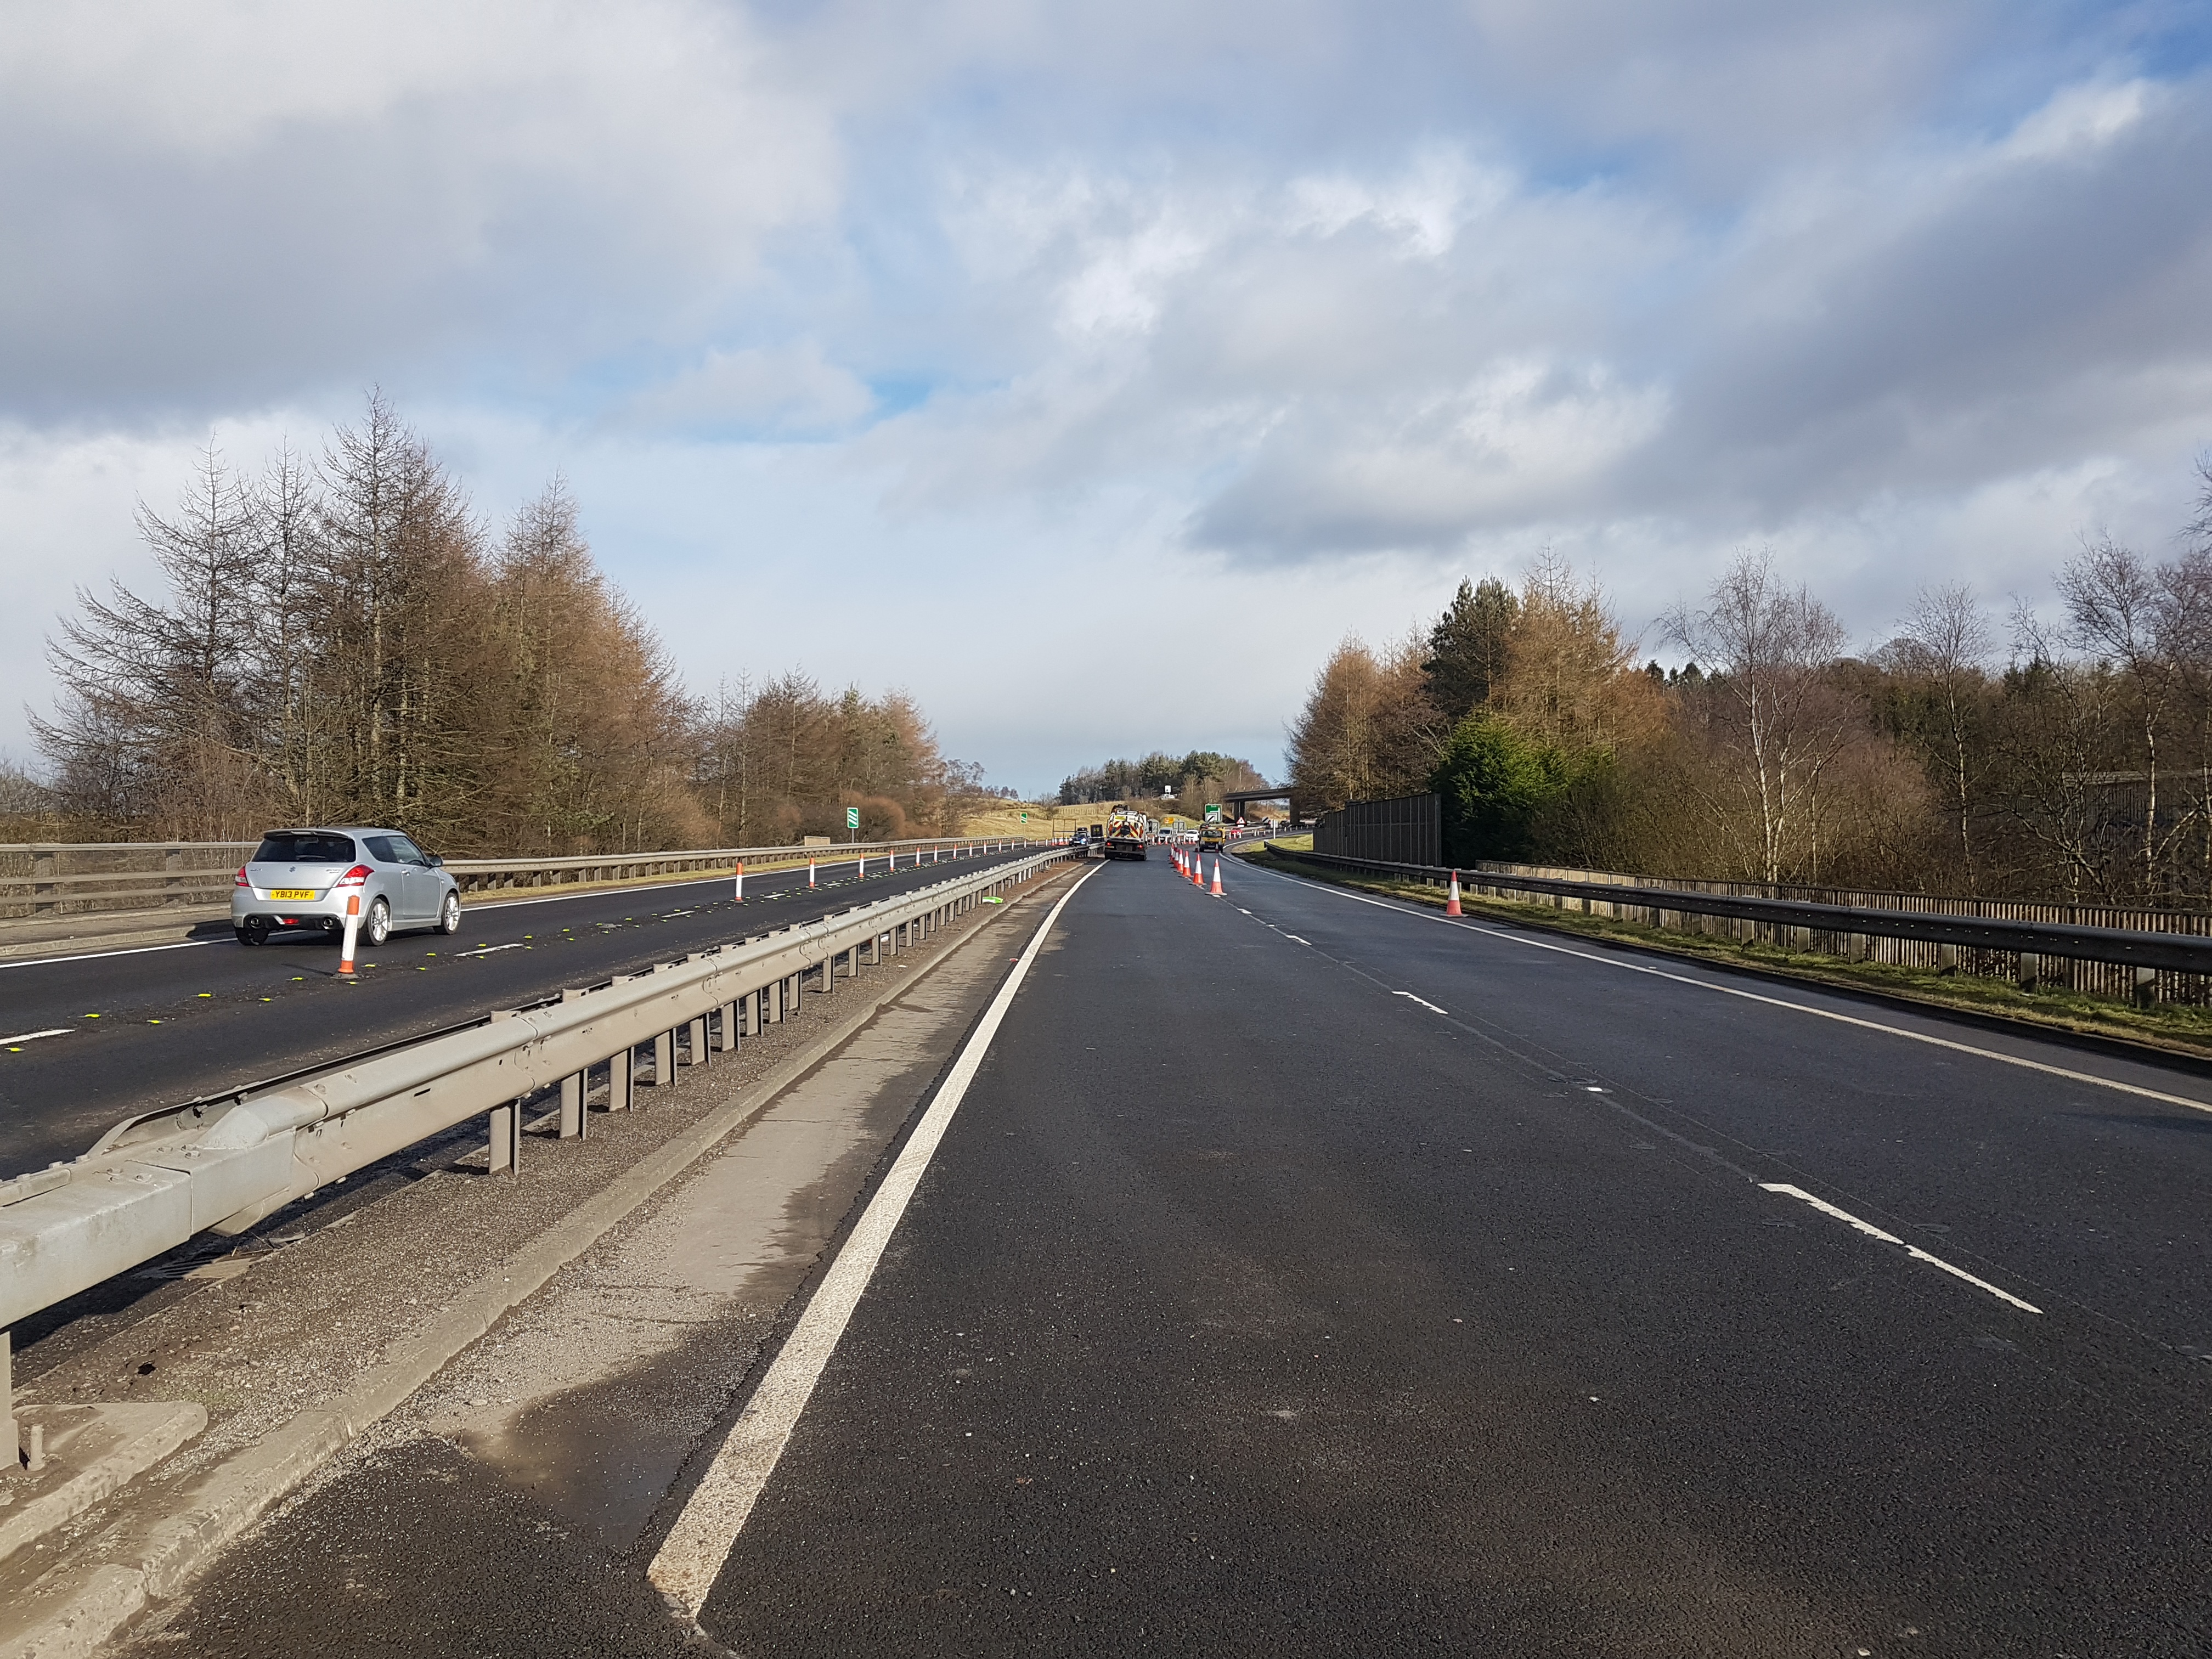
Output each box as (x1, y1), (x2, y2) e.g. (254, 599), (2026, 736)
(390, 836), (430, 866)
(363, 835), (398, 862)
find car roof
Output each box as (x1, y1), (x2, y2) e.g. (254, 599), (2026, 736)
(255, 826), (409, 841)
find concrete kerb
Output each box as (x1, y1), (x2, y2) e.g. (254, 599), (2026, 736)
(0, 857), (1077, 1659)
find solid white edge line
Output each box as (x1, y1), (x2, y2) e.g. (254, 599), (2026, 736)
(0, 1028), (71, 1045)
(1245, 859), (2212, 1119)
(0, 938), (216, 972)
(1760, 1183), (2043, 1314)
(646, 859), (1104, 1623)
(1392, 991), (1449, 1015)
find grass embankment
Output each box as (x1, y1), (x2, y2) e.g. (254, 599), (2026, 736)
(1239, 844), (2212, 1062)
(954, 802), (1091, 839)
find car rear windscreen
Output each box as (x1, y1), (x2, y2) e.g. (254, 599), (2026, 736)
(252, 832), (357, 865)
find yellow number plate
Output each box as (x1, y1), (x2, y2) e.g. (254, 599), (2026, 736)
(268, 888), (317, 901)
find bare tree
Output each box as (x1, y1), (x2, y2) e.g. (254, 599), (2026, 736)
(245, 439), (325, 823)
(1894, 583), (1994, 890)
(2056, 535), (2184, 899)
(33, 439), (267, 834)
(1662, 551), (1853, 884)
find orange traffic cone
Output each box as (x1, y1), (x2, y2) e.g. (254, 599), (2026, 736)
(1210, 857), (1223, 896)
(1446, 869), (1462, 917)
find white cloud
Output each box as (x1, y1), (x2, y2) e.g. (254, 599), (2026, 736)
(0, 3), (2208, 789)
(623, 344), (876, 436)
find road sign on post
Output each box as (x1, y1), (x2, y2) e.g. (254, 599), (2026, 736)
(847, 806), (860, 842)
(1205, 804), (1222, 823)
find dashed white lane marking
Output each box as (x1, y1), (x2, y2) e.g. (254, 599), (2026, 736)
(454, 943), (527, 957)
(0, 1028), (71, 1046)
(646, 860), (1105, 1625)
(1244, 861), (2212, 1119)
(1392, 991), (1449, 1015)
(1759, 1183), (2043, 1314)
(1283, 934), (1311, 945)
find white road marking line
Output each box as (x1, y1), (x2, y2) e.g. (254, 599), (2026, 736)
(1283, 934), (1311, 945)
(1392, 991), (1449, 1015)
(0, 939), (214, 972)
(454, 943), (527, 957)
(1247, 862), (2212, 1119)
(647, 860), (1105, 1625)
(1759, 1183), (2042, 1314)
(1, 1028), (71, 1046)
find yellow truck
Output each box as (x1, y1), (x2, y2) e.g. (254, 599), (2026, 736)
(1104, 807), (1152, 861)
(1199, 821), (1227, 854)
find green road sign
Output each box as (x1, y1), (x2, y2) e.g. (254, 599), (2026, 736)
(847, 806), (861, 830)
(1205, 803), (1222, 822)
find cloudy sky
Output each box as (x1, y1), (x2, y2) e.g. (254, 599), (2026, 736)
(3, 1), (2209, 792)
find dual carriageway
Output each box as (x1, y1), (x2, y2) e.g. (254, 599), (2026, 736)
(1, 838), (2207, 1655)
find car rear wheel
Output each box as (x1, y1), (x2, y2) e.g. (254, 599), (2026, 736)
(438, 891), (461, 935)
(236, 919), (269, 946)
(363, 897), (392, 946)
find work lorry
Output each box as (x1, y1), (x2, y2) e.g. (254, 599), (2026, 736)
(1103, 808), (1151, 860)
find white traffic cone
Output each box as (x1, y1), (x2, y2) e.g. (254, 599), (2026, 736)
(734, 860), (745, 903)
(1210, 857), (1223, 896)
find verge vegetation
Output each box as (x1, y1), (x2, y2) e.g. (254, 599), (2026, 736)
(1285, 459), (2212, 910)
(13, 394), (1000, 854)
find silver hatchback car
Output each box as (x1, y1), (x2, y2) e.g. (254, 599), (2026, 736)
(232, 826), (462, 947)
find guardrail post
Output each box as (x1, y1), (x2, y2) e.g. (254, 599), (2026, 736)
(653, 1029), (675, 1086)
(687, 1014), (708, 1068)
(610, 1047), (633, 1111)
(488, 1102), (520, 1174)
(32, 847), (57, 915)
(715, 1001), (737, 1052)
(560, 1070), (587, 1139)
(164, 844), (184, 909)
(2136, 966), (2159, 1006)
(4, 1326), (14, 1473)
(2018, 953), (2040, 991)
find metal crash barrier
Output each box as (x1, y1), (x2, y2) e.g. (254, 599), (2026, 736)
(1269, 844), (2212, 984)
(0, 847), (1073, 1452)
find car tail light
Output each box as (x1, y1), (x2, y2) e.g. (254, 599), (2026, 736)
(333, 865), (373, 889)
(234, 867), (249, 888)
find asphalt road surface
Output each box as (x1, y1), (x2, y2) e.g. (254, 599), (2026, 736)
(131, 854), (2212, 1656)
(0, 847), (1034, 1177)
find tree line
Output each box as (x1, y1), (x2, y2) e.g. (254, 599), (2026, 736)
(16, 394), (991, 853)
(1288, 462), (2212, 906)
(1059, 750), (1271, 812)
